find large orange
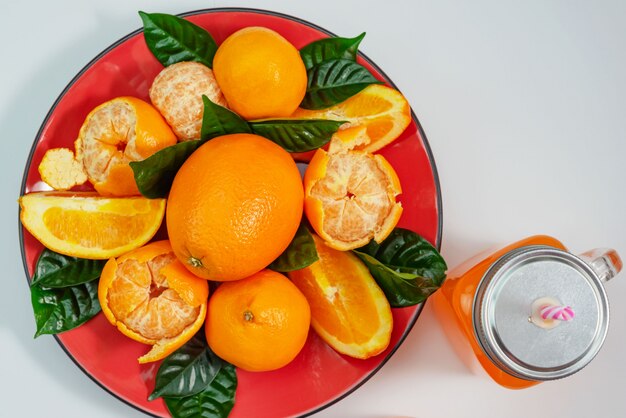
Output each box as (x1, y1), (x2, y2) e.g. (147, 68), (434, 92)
(289, 234), (392, 359)
(205, 269), (310, 371)
(303, 142), (403, 251)
(212, 27), (307, 120)
(166, 133), (304, 281)
(98, 240), (209, 363)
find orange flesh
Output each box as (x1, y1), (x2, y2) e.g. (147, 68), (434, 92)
(107, 253), (199, 340)
(310, 152), (394, 244)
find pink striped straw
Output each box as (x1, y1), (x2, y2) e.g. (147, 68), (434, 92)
(540, 304), (575, 321)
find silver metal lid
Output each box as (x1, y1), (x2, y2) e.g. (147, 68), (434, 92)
(473, 245), (609, 381)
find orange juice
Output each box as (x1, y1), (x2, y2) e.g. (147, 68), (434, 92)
(433, 235), (620, 388)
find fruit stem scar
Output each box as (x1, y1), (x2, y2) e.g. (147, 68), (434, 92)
(188, 256), (203, 268)
(243, 310), (254, 322)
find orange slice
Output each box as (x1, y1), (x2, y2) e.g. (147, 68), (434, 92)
(289, 234), (392, 359)
(292, 84), (411, 153)
(303, 141), (403, 251)
(19, 191), (165, 259)
(98, 240), (209, 363)
(74, 96), (177, 196)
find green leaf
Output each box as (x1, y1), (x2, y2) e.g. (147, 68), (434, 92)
(249, 119), (344, 152)
(31, 280), (101, 337)
(164, 361), (237, 418)
(353, 228), (447, 307)
(30, 249), (105, 288)
(130, 140), (200, 199)
(139, 11), (217, 68)
(200, 95), (251, 141)
(150, 333), (223, 400)
(269, 223), (319, 272)
(301, 59), (382, 110)
(300, 33), (366, 70)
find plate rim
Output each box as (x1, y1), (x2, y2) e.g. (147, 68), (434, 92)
(18, 6), (443, 418)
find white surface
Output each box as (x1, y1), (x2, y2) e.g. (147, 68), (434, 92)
(1, 0), (625, 417)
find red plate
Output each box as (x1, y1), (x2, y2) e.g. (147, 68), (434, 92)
(19, 7), (442, 418)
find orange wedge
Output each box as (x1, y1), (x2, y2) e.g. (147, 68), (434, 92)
(98, 241), (208, 363)
(292, 84), (411, 153)
(303, 140), (403, 251)
(289, 234), (392, 359)
(19, 191), (165, 259)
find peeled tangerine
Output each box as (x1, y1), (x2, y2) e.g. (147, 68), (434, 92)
(304, 135), (403, 251)
(38, 97), (177, 196)
(150, 61), (227, 140)
(98, 241), (209, 363)
(289, 234), (392, 359)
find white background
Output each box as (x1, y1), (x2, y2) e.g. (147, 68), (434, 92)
(1, 0), (625, 417)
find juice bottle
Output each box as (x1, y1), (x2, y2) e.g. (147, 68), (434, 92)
(432, 235), (621, 388)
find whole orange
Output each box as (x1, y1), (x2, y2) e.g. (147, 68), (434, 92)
(166, 133), (304, 281)
(212, 27), (307, 120)
(205, 269), (311, 372)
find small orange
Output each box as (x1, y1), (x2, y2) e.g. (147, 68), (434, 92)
(289, 234), (393, 359)
(74, 96), (177, 196)
(19, 191), (165, 259)
(303, 141), (403, 251)
(98, 240), (209, 363)
(166, 133), (304, 281)
(292, 84), (411, 153)
(205, 269), (310, 371)
(213, 27), (307, 120)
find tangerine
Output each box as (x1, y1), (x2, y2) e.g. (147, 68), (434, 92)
(205, 269), (310, 371)
(213, 27), (307, 120)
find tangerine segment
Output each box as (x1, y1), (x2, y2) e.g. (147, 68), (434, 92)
(304, 146), (403, 251)
(205, 270), (310, 372)
(289, 234), (393, 359)
(38, 148), (88, 191)
(150, 61), (227, 141)
(98, 241), (208, 363)
(74, 96), (177, 196)
(19, 191), (165, 259)
(166, 133), (304, 281)
(213, 27), (307, 120)
(292, 84), (411, 153)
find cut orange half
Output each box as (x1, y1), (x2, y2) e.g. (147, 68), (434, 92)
(289, 234), (392, 359)
(292, 84), (411, 153)
(98, 240), (209, 363)
(19, 191), (165, 259)
(303, 142), (403, 251)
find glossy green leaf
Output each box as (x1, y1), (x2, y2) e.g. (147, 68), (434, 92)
(31, 280), (101, 337)
(30, 249), (105, 288)
(200, 95), (251, 141)
(353, 228), (447, 307)
(269, 223), (319, 272)
(249, 119), (344, 152)
(130, 140), (200, 199)
(164, 361), (237, 418)
(139, 11), (217, 68)
(301, 59), (382, 109)
(300, 33), (366, 70)
(150, 333), (223, 400)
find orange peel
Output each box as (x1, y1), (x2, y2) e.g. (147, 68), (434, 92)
(98, 240), (208, 363)
(303, 138), (403, 251)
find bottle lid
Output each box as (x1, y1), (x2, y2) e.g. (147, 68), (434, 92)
(473, 246), (609, 381)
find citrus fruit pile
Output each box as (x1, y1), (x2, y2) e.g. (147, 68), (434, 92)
(20, 11), (446, 418)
